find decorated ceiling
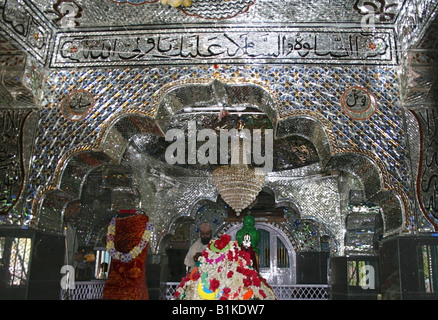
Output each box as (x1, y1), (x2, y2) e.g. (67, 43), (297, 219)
(0, 0), (431, 67)
(0, 0), (437, 254)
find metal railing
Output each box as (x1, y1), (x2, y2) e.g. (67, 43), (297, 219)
(60, 280), (106, 300)
(59, 281), (331, 300)
(272, 284), (331, 300)
(160, 282), (331, 300)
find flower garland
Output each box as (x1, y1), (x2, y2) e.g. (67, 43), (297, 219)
(106, 216), (151, 263)
(174, 234), (276, 300)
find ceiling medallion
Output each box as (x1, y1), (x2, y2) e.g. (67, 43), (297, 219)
(341, 86), (377, 121)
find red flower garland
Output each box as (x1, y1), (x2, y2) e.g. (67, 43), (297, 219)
(173, 235), (277, 300)
(209, 278), (220, 291)
(210, 234), (231, 250)
(259, 289), (266, 298)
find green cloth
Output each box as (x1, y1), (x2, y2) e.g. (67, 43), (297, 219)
(236, 215), (260, 255)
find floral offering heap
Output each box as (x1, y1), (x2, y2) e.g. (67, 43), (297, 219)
(174, 234), (276, 300)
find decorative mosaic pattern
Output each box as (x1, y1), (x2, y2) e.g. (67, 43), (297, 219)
(282, 207), (322, 252)
(189, 199), (227, 244)
(149, 177), (217, 251)
(22, 64), (413, 233)
(395, 0), (438, 106)
(396, 0), (438, 52)
(0, 0), (52, 65)
(161, 168), (342, 254)
(405, 110), (431, 231)
(109, 0), (158, 4)
(186, 199), (334, 253)
(345, 206), (383, 255)
(109, 0), (256, 20)
(266, 175), (343, 252)
(0, 0), (436, 281)
(180, 0), (255, 20)
(0, 110), (31, 214)
(29, 0), (398, 29)
(413, 109), (438, 229)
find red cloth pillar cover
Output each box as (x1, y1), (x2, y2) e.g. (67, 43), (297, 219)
(103, 214), (149, 300)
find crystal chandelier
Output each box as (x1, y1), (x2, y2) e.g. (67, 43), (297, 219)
(212, 120), (265, 216)
(212, 164), (265, 216)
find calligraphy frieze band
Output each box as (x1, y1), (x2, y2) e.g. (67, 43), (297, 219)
(51, 26), (397, 68)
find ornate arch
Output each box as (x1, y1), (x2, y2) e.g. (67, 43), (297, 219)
(153, 78), (279, 135)
(36, 151), (113, 229)
(325, 152), (383, 199)
(35, 113), (162, 232)
(276, 113), (405, 235)
(276, 115), (334, 167)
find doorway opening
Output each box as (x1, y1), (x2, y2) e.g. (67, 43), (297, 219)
(227, 222), (296, 285)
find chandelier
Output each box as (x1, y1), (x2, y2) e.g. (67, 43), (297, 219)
(212, 164), (265, 216)
(212, 120), (265, 216)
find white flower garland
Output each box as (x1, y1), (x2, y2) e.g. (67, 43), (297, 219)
(174, 234), (276, 300)
(106, 216), (151, 263)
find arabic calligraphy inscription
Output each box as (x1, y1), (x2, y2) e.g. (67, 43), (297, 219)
(341, 86), (377, 121)
(61, 90), (94, 121)
(52, 27), (395, 67)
